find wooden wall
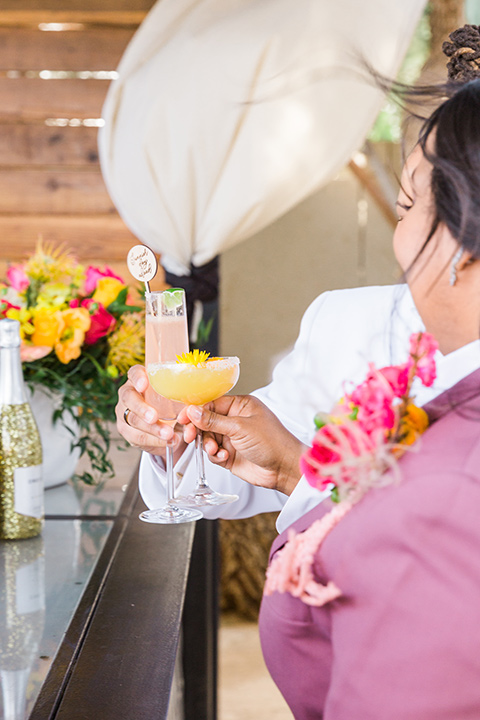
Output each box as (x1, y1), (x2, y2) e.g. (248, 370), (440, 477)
(0, 0), (166, 286)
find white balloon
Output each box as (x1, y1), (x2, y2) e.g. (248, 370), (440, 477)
(99, 0), (426, 273)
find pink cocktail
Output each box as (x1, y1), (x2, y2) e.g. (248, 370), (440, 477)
(140, 289), (202, 524)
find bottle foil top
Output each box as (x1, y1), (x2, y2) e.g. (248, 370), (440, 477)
(0, 318), (21, 348)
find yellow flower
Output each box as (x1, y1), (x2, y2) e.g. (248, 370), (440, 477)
(106, 312), (145, 375)
(92, 277), (125, 309)
(55, 307), (91, 364)
(398, 404), (429, 446)
(25, 239), (81, 284)
(36, 282), (71, 309)
(5, 307), (34, 339)
(31, 307), (64, 347)
(176, 350), (210, 366)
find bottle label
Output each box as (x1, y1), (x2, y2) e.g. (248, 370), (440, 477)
(14, 465), (44, 519)
(16, 556), (46, 615)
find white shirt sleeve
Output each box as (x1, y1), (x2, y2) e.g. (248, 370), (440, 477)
(138, 284), (422, 530)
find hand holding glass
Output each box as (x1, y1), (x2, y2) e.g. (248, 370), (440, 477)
(147, 355), (240, 505)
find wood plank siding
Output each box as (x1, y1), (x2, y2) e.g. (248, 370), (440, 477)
(0, 0), (166, 286)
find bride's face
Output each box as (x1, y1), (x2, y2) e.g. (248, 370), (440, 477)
(394, 145), (458, 312)
(393, 145), (435, 275)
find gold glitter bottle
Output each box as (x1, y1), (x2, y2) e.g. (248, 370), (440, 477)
(0, 319), (43, 540)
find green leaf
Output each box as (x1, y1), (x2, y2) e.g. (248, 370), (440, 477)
(314, 412), (329, 430)
(107, 287), (142, 316)
(193, 315), (215, 349)
(25, 278), (41, 309)
(330, 486), (340, 503)
(23, 348), (126, 486)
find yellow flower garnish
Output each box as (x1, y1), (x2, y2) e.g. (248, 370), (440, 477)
(176, 350), (210, 366)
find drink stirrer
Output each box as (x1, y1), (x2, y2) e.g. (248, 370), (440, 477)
(127, 244), (158, 301)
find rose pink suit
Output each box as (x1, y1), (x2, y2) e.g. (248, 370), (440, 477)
(259, 368), (480, 720)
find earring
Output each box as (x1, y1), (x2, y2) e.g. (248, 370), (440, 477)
(449, 246), (464, 286)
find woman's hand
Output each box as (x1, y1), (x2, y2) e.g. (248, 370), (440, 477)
(115, 365), (187, 460)
(177, 395), (307, 496)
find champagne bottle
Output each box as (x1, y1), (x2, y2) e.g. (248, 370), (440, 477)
(0, 319), (43, 540)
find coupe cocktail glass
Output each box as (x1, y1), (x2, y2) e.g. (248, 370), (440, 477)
(147, 354), (240, 506)
(140, 289), (203, 524)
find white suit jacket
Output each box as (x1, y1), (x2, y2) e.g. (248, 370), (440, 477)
(139, 283), (480, 531)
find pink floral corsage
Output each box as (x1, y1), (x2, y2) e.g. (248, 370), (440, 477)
(264, 332), (438, 606)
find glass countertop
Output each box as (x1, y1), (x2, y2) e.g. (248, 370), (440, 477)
(0, 443), (141, 720)
(44, 441), (141, 519)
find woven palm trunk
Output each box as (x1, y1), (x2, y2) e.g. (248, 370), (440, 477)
(219, 513), (279, 621)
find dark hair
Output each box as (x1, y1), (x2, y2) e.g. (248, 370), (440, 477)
(363, 21), (480, 266)
(443, 24), (480, 83)
(416, 79), (480, 259)
(382, 27), (480, 379)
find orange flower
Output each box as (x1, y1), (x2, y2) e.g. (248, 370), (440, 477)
(55, 307), (91, 364)
(31, 307), (64, 348)
(92, 277), (125, 309)
(398, 403), (429, 446)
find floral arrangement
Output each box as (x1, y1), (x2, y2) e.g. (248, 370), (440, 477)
(264, 331), (438, 607)
(0, 242), (145, 484)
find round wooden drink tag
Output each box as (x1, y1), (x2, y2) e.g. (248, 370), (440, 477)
(127, 245), (158, 283)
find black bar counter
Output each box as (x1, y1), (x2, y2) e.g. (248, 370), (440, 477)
(0, 445), (216, 720)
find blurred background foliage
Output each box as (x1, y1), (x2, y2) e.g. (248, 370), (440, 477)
(369, 6), (432, 143)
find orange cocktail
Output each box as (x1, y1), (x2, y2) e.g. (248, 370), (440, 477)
(147, 355), (240, 406)
(147, 351), (240, 507)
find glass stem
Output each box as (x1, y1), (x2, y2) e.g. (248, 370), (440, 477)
(165, 442), (177, 508)
(195, 430), (209, 490)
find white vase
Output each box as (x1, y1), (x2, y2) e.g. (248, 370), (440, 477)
(26, 386), (81, 489)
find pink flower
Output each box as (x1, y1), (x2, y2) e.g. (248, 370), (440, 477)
(6, 264), (29, 292)
(378, 364), (410, 397)
(78, 298), (116, 345)
(301, 430), (340, 490)
(84, 266), (125, 296)
(20, 344), (52, 362)
(301, 421), (379, 493)
(348, 364), (398, 435)
(408, 332), (438, 387)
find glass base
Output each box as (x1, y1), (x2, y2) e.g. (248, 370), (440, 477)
(176, 488), (239, 507)
(139, 504), (203, 524)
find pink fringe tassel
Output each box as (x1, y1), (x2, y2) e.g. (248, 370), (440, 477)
(264, 502), (353, 607)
